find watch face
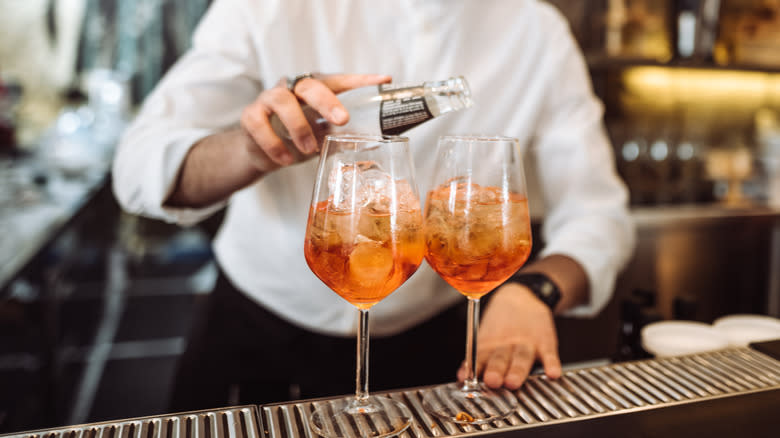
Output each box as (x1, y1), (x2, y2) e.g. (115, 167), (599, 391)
(540, 281), (555, 298)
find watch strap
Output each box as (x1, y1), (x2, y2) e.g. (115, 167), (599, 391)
(509, 272), (561, 311)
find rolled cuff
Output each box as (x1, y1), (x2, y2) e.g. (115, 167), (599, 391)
(113, 128), (226, 227)
(537, 218), (633, 317)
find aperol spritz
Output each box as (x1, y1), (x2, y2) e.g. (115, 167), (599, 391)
(304, 135), (423, 437)
(422, 135), (531, 424)
(424, 181), (531, 297)
(305, 166), (423, 308)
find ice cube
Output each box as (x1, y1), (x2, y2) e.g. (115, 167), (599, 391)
(459, 224), (501, 259)
(363, 168), (391, 194)
(460, 201), (503, 258)
(348, 236), (394, 288)
(361, 166), (393, 213)
(474, 185), (500, 204)
(358, 210), (392, 242)
(395, 180), (420, 212)
(327, 160), (368, 212)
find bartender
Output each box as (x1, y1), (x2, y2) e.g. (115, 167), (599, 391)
(112, 0), (635, 410)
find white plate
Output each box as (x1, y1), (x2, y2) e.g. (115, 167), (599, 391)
(712, 314), (780, 347)
(641, 321), (730, 357)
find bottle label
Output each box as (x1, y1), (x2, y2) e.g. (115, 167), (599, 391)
(378, 85), (433, 136)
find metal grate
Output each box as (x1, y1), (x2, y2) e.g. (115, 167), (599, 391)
(2, 407), (260, 438)
(3, 348), (778, 438)
(261, 347), (780, 437)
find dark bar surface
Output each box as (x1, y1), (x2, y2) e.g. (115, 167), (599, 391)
(476, 388), (780, 438)
(750, 338), (780, 361)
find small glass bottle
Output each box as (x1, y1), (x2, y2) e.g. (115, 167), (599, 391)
(271, 76), (473, 144)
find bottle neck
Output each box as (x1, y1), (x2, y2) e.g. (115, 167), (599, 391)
(424, 76), (473, 114)
(376, 76), (473, 114)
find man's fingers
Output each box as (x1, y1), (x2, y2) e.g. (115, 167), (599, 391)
(293, 78), (349, 125)
(240, 102), (292, 166)
(481, 345), (513, 389)
(504, 344), (535, 389)
(318, 74), (392, 95)
(259, 87), (318, 155)
(239, 73), (393, 170)
(296, 73), (393, 126)
(458, 341), (557, 389)
(539, 345), (562, 380)
(456, 361), (468, 382)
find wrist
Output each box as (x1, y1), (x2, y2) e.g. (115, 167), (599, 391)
(507, 272), (562, 313)
(491, 282), (551, 314)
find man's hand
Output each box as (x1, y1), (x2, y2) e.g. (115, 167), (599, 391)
(167, 73), (391, 208)
(458, 283), (562, 389)
(240, 73), (391, 168)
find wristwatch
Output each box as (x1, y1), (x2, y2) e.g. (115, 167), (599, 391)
(509, 272), (561, 311)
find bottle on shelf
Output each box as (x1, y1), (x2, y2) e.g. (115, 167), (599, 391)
(605, 0), (628, 57)
(614, 122), (647, 204)
(675, 0), (699, 59)
(648, 127), (674, 204)
(693, 0), (722, 61)
(675, 120), (708, 204)
(270, 76), (473, 147)
(755, 107), (780, 207)
(603, 0), (672, 62)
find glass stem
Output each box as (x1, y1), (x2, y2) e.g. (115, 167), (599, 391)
(463, 298), (480, 391)
(355, 309), (370, 403)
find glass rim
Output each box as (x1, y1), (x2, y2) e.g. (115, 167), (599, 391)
(438, 134), (519, 143)
(324, 133), (409, 143)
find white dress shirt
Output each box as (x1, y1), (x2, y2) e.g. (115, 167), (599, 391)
(113, 0), (636, 336)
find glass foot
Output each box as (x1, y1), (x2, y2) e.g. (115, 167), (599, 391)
(422, 382), (519, 425)
(309, 395), (412, 438)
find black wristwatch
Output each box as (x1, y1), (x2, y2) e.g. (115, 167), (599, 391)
(509, 272), (561, 311)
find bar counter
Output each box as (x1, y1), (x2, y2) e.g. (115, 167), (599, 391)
(2, 343), (779, 438)
(0, 156), (111, 291)
(630, 202), (780, 227)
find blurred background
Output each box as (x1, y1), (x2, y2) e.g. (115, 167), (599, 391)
(0, 0), (778, 434)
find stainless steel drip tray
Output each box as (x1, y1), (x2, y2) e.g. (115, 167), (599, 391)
(263, 347), (780, 437)
(2, 407), (262, 438)
(3, 348), (779, 438)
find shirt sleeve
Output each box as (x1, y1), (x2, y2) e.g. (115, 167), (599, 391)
(532, 5), (637, 317)
(112, 0), (263, 226)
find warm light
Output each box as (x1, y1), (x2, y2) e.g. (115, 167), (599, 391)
(621, 67), (780, 120)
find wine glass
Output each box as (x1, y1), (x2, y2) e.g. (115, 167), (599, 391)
(304, 134), (424, 437)
(421, 135), (532, 424)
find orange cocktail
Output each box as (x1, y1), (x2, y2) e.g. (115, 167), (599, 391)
(424, 182), (532, 298)
(305, 193), (423, 308)
(420, 135), (530, 424)
(303, 135), (423, 438)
